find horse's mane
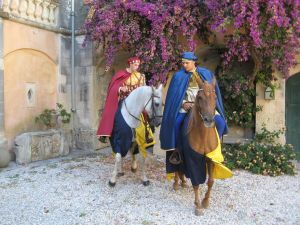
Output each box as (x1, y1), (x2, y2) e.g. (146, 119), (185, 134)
(127, 86), (150, 98)
(187, 78), (216, 134)
(187, 100), (200, 134)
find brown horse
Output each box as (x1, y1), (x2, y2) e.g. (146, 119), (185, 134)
(173, 76), (220, 216)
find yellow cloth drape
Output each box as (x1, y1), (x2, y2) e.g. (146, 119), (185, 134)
(135, 114), (155, 158)
(206, 129), (233, 179)
(189, 70), (200, 87)
(166, 128), (233, 181)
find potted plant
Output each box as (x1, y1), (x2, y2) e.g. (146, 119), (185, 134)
(35, 103), (71, 129)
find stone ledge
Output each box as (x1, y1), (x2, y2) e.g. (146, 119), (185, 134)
(73, 128), (109, 150)
(14, 129), (70, 164)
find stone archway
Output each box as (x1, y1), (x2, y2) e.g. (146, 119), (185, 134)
(286, 73), (300, 152)
(4, 49), (57, 150)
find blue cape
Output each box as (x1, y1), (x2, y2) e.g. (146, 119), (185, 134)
(160, 66), (228, 150)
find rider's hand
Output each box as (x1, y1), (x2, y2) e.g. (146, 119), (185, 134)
(183, 102), (193, 111)
(119, 86), (128, 93)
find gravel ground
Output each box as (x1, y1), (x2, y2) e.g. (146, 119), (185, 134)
(0, 148), (299, 225)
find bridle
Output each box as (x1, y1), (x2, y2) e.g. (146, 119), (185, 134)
(124, 87), (162, 122)
(196, 87), (216, 122)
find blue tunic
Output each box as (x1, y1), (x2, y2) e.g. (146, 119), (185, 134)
(180, 113), (207, 185)
(109, 106), (134, 157)
(160, 66), (228, 150)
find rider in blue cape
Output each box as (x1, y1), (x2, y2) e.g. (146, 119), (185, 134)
(160, 52), (228, 173)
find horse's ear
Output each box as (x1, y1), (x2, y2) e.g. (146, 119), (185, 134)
(157, 83), (163, 91)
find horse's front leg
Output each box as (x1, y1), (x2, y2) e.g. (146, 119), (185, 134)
(173, 172), (180, 191)
(202, 159), (214, 208)
(140, 154), (150, 186)
(131, 144), (138, 173)
(131, 152), (138, 173)
(117, 156), (124, 177)
(193, 185), (203, 216)
(109, 153), (122, 187)
(178, 171), (188, 188)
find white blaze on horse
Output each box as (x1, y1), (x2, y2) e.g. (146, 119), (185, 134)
(108, 84), (163, 187)
(174, 77), (232, 215)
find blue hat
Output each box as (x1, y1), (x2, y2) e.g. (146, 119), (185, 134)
(181, 52), (198, 61)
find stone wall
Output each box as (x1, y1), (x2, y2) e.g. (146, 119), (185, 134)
(3, 20), (59, 150)
(0, 17), (8, 153)
(256, 62), (300, 145)
(0, 0), (103, 153)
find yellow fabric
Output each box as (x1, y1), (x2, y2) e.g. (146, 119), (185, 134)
(189, 71), (199, 88)
(135, 115), (155, 158)
(206, 129), (233, 179)
(166, 173), (175, 182)
(205, 131), (224, 163)
(124, 71), (145, 86)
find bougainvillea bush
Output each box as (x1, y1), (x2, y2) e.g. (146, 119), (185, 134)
(84, 0), (300, 84)
(206, 0), (300, 82)
(84, 0), (210, 84)
(84, 0), (300, 128)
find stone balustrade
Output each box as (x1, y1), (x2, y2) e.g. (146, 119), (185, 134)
(1, 0), (59, 26)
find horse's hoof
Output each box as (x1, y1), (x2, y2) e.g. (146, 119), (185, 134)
(173, 183), (180, 191)
(108, 181), (116, 187)
(181, 182), (188, 188)
(142, 180), (150, 186)
(131, 167), (137, 173)
(202, 198), (209, 209)
(117, 172), (125, 177)
(195, 208), (204, 216)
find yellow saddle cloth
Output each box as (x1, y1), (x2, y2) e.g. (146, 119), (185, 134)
(135, 114), (155, 158)
(206, 129), (233, 179)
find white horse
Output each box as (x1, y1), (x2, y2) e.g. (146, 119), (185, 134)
(109, 84), (163, 187)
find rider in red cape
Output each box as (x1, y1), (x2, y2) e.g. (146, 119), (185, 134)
(97, 57), (145, 142)
(96, 70), (131, 136)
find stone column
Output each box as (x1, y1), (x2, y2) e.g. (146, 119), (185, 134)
(0, 18), (8, 152)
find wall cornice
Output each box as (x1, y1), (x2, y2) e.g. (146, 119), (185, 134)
(0, 9), (85, 35)
(1, 0), (59, 26)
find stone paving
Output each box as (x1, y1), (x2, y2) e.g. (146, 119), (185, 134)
(0, 148), (299, 225)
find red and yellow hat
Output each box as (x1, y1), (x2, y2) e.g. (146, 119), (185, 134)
(127, 57), (141, 65)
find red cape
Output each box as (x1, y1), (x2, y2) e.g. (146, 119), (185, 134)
(97, 70), (131, 136)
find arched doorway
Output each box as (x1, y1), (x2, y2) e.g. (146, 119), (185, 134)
(286, 73), (300, 153)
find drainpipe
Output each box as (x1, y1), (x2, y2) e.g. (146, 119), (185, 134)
(71, 0), (76, 120)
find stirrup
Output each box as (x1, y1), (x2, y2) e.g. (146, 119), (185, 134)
(169, 149), (182, 165)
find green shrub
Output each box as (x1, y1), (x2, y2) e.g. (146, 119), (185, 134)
(223, 126), (297, 176)
(35, 103), (71, 129)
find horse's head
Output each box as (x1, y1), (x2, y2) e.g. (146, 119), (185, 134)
(194, 77), (217, 128)
(145, 84), (163, 127)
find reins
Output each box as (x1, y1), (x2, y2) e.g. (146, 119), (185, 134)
(123, 87), (162, 122)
